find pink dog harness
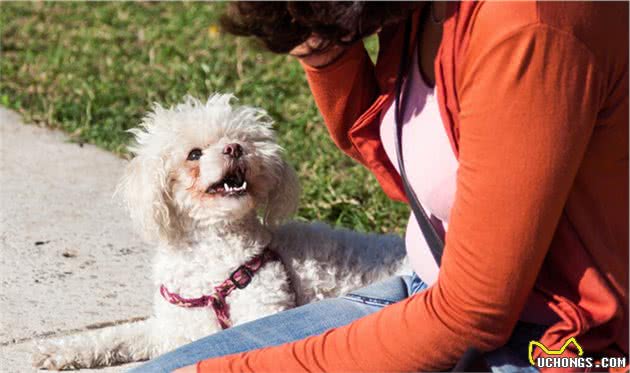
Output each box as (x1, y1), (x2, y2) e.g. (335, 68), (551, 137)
(159, 248), (281, 330)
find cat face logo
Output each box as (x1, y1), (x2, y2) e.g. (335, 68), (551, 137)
(528, 337), (584, 366)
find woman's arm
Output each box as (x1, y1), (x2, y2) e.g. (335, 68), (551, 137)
(195, 24), (603, 372)
(299, 41), (380, 164)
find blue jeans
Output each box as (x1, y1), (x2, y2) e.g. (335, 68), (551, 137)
(131, 274), (543, 372)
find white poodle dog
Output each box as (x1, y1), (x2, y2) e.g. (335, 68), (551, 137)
(33, 94), (408, 370)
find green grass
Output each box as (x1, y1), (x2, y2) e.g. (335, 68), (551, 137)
(0, 2), (407, 234)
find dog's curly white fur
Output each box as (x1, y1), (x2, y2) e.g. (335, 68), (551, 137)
(33, 94), (409, 370)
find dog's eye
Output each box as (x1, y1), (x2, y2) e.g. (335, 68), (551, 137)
(187, 148), (202, 161)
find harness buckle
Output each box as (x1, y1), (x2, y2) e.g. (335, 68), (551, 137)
(229, 265), (253, 289)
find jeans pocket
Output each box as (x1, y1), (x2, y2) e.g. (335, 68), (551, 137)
(341, 276), (410, 307)
(342, 293), (398, 307)
(409, 272), (428, 294)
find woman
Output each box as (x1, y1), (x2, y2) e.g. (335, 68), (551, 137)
(134, 2), (628, 372)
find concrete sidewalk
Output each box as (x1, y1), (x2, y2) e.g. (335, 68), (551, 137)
(0, 108), (152, 372)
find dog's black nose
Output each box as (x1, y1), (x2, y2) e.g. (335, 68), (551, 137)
(223, 143), (243, 159)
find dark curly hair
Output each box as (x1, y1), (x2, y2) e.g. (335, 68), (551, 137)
(220, 2), (418, 54)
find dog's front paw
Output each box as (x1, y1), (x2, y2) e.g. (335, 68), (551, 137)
(32, 340), (82, 370)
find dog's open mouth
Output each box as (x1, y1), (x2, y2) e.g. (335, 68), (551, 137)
(205, 167), (248, 197)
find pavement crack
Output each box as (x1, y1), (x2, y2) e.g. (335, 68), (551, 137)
(0, 315), (149, 346)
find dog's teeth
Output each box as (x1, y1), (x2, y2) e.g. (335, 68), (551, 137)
(242, 181), (247, 190)
(224, 183), (230, 191)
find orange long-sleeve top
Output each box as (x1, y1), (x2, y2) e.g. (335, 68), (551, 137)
(199, 2), (628, 371)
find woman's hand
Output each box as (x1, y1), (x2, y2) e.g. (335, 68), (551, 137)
(172, 364), (196, 373)
(289, 35), (349, 68)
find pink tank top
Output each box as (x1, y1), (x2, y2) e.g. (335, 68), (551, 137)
(379, 47), (458, 286)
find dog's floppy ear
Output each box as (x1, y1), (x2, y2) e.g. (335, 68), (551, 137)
(263, 159), (300, 226)
(117, 152), (178, 242)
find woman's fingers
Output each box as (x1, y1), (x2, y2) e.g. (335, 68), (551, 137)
(172, 364), (197, 373)
(289, 36), (349, 68)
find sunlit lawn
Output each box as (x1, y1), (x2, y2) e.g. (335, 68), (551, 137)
(0, 2), (407, 234)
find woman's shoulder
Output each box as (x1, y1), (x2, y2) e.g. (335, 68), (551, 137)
(467, 1), (627, 68)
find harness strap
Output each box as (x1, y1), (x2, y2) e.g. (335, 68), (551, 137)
(159, 247), (281, 330)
